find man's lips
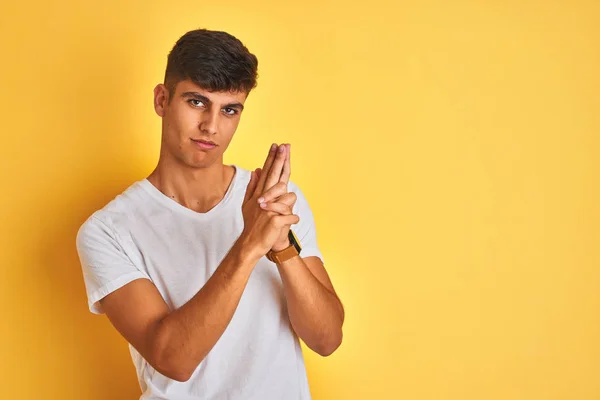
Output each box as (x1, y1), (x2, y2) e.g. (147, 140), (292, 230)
(191, 138), (217, 149)
(191, 138), (217, 145)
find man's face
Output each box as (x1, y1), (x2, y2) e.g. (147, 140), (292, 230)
(154, 79), (247, 169)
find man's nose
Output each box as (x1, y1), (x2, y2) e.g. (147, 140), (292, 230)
(199, 110), (218, 135)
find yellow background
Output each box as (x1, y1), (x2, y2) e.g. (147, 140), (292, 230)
(1, 1), (599, 399)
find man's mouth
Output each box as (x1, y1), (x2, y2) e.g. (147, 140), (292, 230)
(191, 138), (217, 149)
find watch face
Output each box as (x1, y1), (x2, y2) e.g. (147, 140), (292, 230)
(288, 230), (302, 253)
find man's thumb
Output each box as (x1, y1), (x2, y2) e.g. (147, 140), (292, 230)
(244, 169), (259, 203)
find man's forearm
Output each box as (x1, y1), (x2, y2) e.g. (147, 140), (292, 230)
(276, 256), (344, 356)
(153, 236), (259, 381)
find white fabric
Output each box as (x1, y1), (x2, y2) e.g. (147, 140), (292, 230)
(75, 164), (325, 400)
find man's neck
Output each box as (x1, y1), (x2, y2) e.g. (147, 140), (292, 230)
(146, 159), (236, 214)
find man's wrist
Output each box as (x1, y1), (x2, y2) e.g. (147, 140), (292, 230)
(271, 237), (292, 253)
(233, 232), (263, 264)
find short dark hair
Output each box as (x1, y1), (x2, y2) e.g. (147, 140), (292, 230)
(164, 28), (259, 102)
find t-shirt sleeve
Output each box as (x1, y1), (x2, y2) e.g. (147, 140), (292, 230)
(289, 182), (326, 265)
(76, 215), (151, 315)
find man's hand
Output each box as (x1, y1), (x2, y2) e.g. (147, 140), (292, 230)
(255, 143), (296, 252)
(241, 143), (299, 259)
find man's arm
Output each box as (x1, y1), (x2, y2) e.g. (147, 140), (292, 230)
(99, 236), (260, 382)
(275, 255), (344, 356)
(96, 144), (296, 382)
(254, 144), (344, 356)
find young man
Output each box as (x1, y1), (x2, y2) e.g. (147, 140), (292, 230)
(75, 28), (344, 399)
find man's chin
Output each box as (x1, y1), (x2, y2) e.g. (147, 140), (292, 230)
(187, 155), (220, 169)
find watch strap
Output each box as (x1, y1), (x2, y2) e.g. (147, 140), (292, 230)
(266, 244), (299, 264)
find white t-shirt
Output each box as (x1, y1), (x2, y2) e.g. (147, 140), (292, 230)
(75, 164), (325, 400)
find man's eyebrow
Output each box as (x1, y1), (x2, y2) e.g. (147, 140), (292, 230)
(181, 91), (244, 111)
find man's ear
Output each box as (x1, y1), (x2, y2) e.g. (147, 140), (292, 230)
(153, 84), (169, 117)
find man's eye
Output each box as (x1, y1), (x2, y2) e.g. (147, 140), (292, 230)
(189, 99), (205, 107)
(223, 108), (237, 116)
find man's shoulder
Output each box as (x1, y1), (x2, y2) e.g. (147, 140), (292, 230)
(77, 179), (149, 237)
